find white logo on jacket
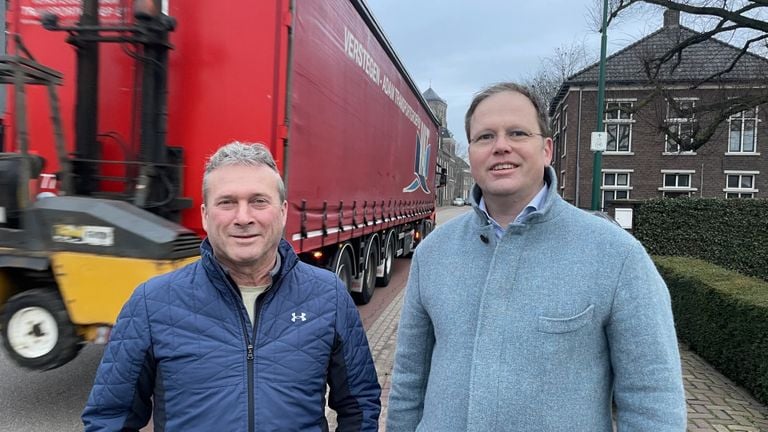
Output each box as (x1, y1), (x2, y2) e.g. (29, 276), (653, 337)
(291, 312), (307, 322)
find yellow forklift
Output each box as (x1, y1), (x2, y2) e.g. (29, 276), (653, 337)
(0, 42), (198, 370)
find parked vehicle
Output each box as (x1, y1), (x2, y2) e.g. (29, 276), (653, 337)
(0, 0), (441, 370)
(452, 197), (465, 206)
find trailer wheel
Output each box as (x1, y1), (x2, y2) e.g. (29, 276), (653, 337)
(1, 289), (82, 370)
(423, 220), (434, 237)
(352, 239), (379, 305)
(332, 246), (354, 293)
(376, 232), (395, 287)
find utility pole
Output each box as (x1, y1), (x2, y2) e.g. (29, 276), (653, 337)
(591, 0), (609, 210)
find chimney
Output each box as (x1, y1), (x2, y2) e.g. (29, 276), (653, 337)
(664, 9), (680, 28)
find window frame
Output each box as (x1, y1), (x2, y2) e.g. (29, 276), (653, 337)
(723, 170), (759, 198)
(553, 112), (561, 159)
(561, 106), (568, 158)
(726, 107), (760, 154)
(601, 169), (633, 209)
(603, 99), (635, 154)
(658, 170), (697, 197)
(664, 98), (697, 154)
(560, 169), (566, 191)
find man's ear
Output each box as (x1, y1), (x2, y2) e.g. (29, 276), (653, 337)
(201, 203), (208, 233)
(544, 137), (554, 164)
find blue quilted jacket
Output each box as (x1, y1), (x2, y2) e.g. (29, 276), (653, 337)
(83, 239), (381, 431)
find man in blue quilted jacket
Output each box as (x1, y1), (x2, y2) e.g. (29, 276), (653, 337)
(83, 141), (381, 431)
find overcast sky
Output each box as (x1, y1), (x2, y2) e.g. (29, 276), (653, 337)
(364, 0), (665, 155)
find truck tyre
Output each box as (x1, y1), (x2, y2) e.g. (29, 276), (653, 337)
(1, 289), (82, 370)
(376, 232), (395, 287)
(332, 246), (354, 293)
(352, 239), (378, 305)
(423, 220), (434, 237)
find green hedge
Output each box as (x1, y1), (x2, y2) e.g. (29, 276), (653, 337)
(635, 198), (768, 281)
(654, 256), (768, 405)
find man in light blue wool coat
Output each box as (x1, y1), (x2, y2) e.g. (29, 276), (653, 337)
(386, 82), (686, 431)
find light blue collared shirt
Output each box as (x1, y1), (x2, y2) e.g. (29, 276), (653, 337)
(478, 183), (549, 239)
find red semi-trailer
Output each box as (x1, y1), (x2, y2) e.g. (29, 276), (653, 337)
(0, 0), (440, 370)
(7, 0), (439, 300)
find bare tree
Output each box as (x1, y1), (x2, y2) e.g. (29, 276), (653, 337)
(525, 41), (596, 110)
(601, 0), (768, 150)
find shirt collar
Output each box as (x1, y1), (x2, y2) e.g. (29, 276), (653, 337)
(478, 183), (549, 239)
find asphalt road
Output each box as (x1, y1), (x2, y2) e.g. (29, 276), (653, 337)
(0, 344), (103, 431)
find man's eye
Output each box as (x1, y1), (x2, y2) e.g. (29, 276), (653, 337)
(509, 130), (529, 138)
(475, 133), (494, 143)
(217, 200), (235, 208)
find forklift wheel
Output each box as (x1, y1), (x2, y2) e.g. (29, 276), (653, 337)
(1, 289), (82, 370)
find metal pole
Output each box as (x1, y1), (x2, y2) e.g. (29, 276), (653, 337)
(74, 0), (99, 195)
(591, 0), (608, 210)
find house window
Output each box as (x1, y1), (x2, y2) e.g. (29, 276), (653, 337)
(553, 113), (561, 158)
(602, 170), (632, 209)
(560, 170), (566, 191)
(562, 108), (568, 157)
(604, 101), (634, 153)
(665, 99), (696, 153)
(659, 170), (696, 198)
(728, 108), (758, 153)
(724, 171), (758, 198)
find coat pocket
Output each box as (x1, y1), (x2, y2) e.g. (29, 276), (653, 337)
(536, 304), (595, 334)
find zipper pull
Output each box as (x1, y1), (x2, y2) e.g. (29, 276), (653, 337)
(247, 344), (254, 360)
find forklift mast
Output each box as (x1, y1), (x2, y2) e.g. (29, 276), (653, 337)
(41, 0), (189, 221)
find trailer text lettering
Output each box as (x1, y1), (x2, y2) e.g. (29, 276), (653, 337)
(344, 27), (381, 86)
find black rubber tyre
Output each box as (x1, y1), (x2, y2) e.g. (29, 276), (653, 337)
(332, 246), (354, 293)
(352, 240), (378, 305)
(376, 232), (395, 287)
(1, 289), (82, 370)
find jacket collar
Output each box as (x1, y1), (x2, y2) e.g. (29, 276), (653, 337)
(468, 165), (561, 227)
(200, 238), (299, 291)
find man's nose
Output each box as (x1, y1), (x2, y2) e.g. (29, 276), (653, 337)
(491, 133), (513, 153)
(233, 203), (254, 225)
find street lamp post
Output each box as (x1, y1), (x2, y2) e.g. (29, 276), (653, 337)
(591, 0), (609, 211)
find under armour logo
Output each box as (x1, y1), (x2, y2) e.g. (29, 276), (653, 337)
(291, 312), (307, 322)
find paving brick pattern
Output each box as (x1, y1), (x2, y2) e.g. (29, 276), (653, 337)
(681, 343), (768, 431)
(329, 291), (768, 431)
(326, 288), (403, 430)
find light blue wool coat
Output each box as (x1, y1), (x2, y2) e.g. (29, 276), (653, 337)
(387, 167), (686, 432)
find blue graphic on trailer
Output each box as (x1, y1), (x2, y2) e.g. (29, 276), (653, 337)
(402, 133), (431, 193)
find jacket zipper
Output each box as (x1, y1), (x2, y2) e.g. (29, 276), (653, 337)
(248, 293), (269, 432)
(228, 274), (258, 432)
(246, 342), (254, 432)
(234, 302), (255, 432)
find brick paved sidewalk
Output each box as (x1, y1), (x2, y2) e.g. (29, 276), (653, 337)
(330, 289), (768, 431)
(681, 345), (768, 431)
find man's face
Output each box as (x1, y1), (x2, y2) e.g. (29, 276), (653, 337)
(201, 164), (287, 272)
(468, 91), (553, 206)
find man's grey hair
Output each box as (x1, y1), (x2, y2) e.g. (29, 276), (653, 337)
(202, 141), (286, 203)
(464, 82), (551, 142)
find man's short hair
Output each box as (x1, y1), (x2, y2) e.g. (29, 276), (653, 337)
(202, 141), (286, 203)
(464, 82), (551, 142)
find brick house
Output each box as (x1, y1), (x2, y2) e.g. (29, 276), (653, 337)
(549, 9), (768, 215)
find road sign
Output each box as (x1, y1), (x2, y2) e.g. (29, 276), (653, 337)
(591, 131), (607, 152)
